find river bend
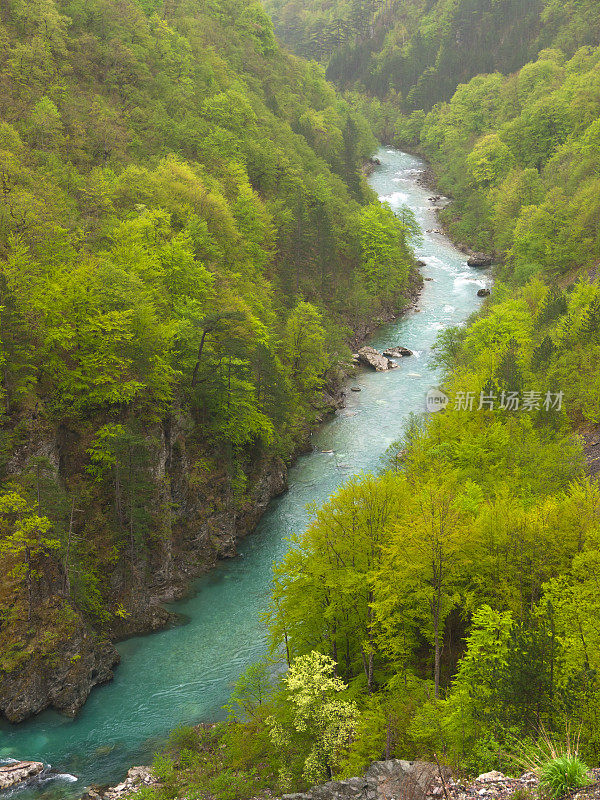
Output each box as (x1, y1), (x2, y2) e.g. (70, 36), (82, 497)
(0, 148), (489, 798)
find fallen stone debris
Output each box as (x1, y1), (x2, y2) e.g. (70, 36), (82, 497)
(427, 767), (600, 800)
(82, 766), (159, 800)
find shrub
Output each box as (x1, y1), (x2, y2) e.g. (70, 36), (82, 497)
(538, 755), (589, 799)
(509, 789), (534, 800)
(167, 724), (200, 753)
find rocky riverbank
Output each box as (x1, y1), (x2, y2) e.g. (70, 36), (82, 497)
(415, 168), (497, 270)
(0, 260), (423, 725)
(76, 759), (600, 800)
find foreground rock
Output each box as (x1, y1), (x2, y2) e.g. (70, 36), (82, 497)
(284, 760), (437, 800)
(83, 767), (159, 800)
(468, 253), (493, 268)
(0, 761), (44, 790)
(384, 346), (413, 358)
(477, 288), (491, 297)
(358, 347), (399, 371)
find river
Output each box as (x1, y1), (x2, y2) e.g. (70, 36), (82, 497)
(0, 147), (489, 798)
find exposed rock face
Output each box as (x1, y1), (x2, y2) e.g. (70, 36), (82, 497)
(468, 253), (493, 268)
(0, 761), (45, 790)
(283, 760), (437, 800)
(477, 288), (491, 297)
(358, 347), (399, 371)
(0, 412), (288, 723)
(582, 423), (600, 479)
(0, 613), (119, 723)
(383, 346), (413, 358)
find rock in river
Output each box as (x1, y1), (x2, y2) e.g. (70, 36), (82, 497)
(477, 288), (490, 298)
(357, 346), (398, 371)
(383, 346), (413, 358)
(0, 761), (45, 790)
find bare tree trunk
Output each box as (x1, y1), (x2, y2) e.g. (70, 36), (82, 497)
(64, 497), (76, 597)
(191, 329), (209, 388)
(114, 462), (123, 524)
(128, 445), (136, 584)
(26, 547), (33, 623)
(433, 599), (441, 698)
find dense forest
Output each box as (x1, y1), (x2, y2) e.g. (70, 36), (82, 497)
(266, 0), (600, 109)
(128, 6), (600, 800)
(0, 0), (420, 722)
(5, 0), (600, 799)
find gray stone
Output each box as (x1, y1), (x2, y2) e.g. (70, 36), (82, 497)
(83, 766), (159, 800)
(283, 760), (437, 800)
(476, 771), (506, 783)
(357, 347), (399, 371)
(383, 346), (413, 358)
(0, 761), (45, 791)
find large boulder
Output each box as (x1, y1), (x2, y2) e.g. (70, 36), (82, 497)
(357, 347), (398, 371)
(0, 761), (45, 791)
(467, 253), (493, 268)
(477, 288), (490, 298)
(283, 759), (437, 800)
(383, 346), (413, 358)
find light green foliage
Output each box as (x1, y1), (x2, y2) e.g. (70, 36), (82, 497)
(418, 45), (600, 278)
(539, 755), (589, 799)
(467, 135), (515, 188)
(282, 302), (328, 398)
(0, 0), (415, 668)
(358, 203), (415, 301)
(225, 661), (272, 719)
(0, 489), (60, 619)
(264, 263), (600, 773)
(269, 652), (359, 785)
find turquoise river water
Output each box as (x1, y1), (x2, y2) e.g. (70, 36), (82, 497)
(0, 148), (489, 797)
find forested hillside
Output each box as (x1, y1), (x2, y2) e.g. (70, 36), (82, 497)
(126, 9), (600, 800)
(0, 0), (419, 723)
(417, 46), (600, 288)
(266, 0), (600, 109)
